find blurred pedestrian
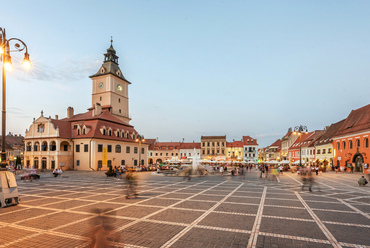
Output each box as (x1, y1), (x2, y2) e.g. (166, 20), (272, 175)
(125, 172), (138, 199)
(358, 176), (368, 187)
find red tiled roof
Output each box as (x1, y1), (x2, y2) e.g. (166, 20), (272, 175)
(315, 120), (345, 146)
(226, 141), (243, 148)
(62, 109), (134, 128)
(50, 119), (72, 139)
(242, 136), (258, 145)
(269, 139), (281, 147)
(154, 142), (181, 150)
(179, 142), (201, 149)
(289, 132), (314, 150)
(334, 104), (370, 138)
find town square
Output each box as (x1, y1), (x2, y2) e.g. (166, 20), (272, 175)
(1, 171), (369, 248)
(1, 1), (370, 247)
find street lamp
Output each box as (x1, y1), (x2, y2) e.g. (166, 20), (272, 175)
(135, 136), (145, 168)
(293, 125), (308, 167)
(0, 27), (31, 207)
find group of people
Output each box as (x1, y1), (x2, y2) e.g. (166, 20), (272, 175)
(52, 168), (63, 177)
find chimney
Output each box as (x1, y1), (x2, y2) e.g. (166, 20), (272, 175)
(93, 103), (102, 116)
(67, 107), (74, 118)
(182, 138), (185, 143)
(55, 115), (59, 120)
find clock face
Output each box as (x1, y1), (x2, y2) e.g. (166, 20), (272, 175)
(98, 82), (104, 89)
(117, 84), (122, 92)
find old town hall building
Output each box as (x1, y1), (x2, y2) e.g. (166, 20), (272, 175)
(24, 42), (148, 170)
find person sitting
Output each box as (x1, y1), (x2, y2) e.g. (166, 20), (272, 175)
(53, 169), (59, 177)
(358, 176), (368, 186)
(58, 168), (63, 174)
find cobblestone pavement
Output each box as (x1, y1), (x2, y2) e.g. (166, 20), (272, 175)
(0, 170), (369, 248)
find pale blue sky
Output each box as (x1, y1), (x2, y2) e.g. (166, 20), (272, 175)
(1, 0), (370, 147)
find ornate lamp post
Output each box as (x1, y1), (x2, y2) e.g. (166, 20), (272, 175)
(135, 136), (145, 168)
(0, 27), (31, 207)
(293, 125), (308, 167)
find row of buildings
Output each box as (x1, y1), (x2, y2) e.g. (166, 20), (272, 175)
(260, 104), (370, 172)
(146, 135), (259, 164)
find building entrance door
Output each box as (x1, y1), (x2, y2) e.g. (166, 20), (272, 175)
(355, 156), (363, 172)
(42, 158), (47, 170)
(51, 161), (55, 169)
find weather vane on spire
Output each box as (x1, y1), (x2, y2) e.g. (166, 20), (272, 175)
(111, 36), (113, 45)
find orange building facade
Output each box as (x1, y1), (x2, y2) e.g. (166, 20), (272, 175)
(332, 104), (370, 173)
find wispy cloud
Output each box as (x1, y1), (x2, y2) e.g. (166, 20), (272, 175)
(10, 57), (101, 83)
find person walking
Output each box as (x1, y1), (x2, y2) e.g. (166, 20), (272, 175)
(219, 166), (224, 176)
(315, 166), (319, 176)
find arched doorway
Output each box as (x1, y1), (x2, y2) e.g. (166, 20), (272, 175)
(148, 158), (153, 164)
(156, 159), (162, 164)
(353, 154), (364, 172)
(42, 157), (47, 170)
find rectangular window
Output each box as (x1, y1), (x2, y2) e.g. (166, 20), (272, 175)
(134, 160), (138, 166)
(166, 153), (168, 156)
(98, 144), (103, 152)
(141, 160), (144, 166)
(171, 153), (174, 156)
(121, 160), (125, 165)
(126, 146), (130, 153)
(63, 145), (68, 151)
(107, 145), (112, 152)
(115, 145), (121, 153)
(328, 148), (332, 154)
(160, 153), (162, 156)
(76, 144), (80, 152)
(84, 144), (88, 152)
(155, 153), (158, 156)
(76, 160), (80, 166)
(141, 148), (144, 154)
(134, 147), (138, 154)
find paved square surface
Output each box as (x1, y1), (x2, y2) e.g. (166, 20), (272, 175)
(0, 170), (369, 247)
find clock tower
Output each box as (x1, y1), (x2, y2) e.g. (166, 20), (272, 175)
(90, 40), (131, 123)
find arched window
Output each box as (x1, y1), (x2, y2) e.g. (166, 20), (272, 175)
(103, 129), (106, 135)
(77, 129), (80, 135)
(26, 142), (32, 151)
(41, 141), (48, 151)
(115, 145), (121, 153)
(365, 138), (369, 148)
(337, 142), (340, 150)
(349, 140), (353, 149)
(108, 129), (112, 136)
(342, 141), (346, 150)
(356, 139), (360, 147)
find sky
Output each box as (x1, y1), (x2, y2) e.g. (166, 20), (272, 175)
(1, 0), (370, 147)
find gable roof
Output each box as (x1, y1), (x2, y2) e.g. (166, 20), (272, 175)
(315, 120), (345, 146)
(269, 139), (281, 147)
(226, 141), (243, 148)
(242, 136), (258, 145)
(334, 104), (370, 137)
(180, 142), (201, 149)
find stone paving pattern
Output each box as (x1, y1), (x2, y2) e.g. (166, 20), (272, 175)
(0, 170), (369, 248)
